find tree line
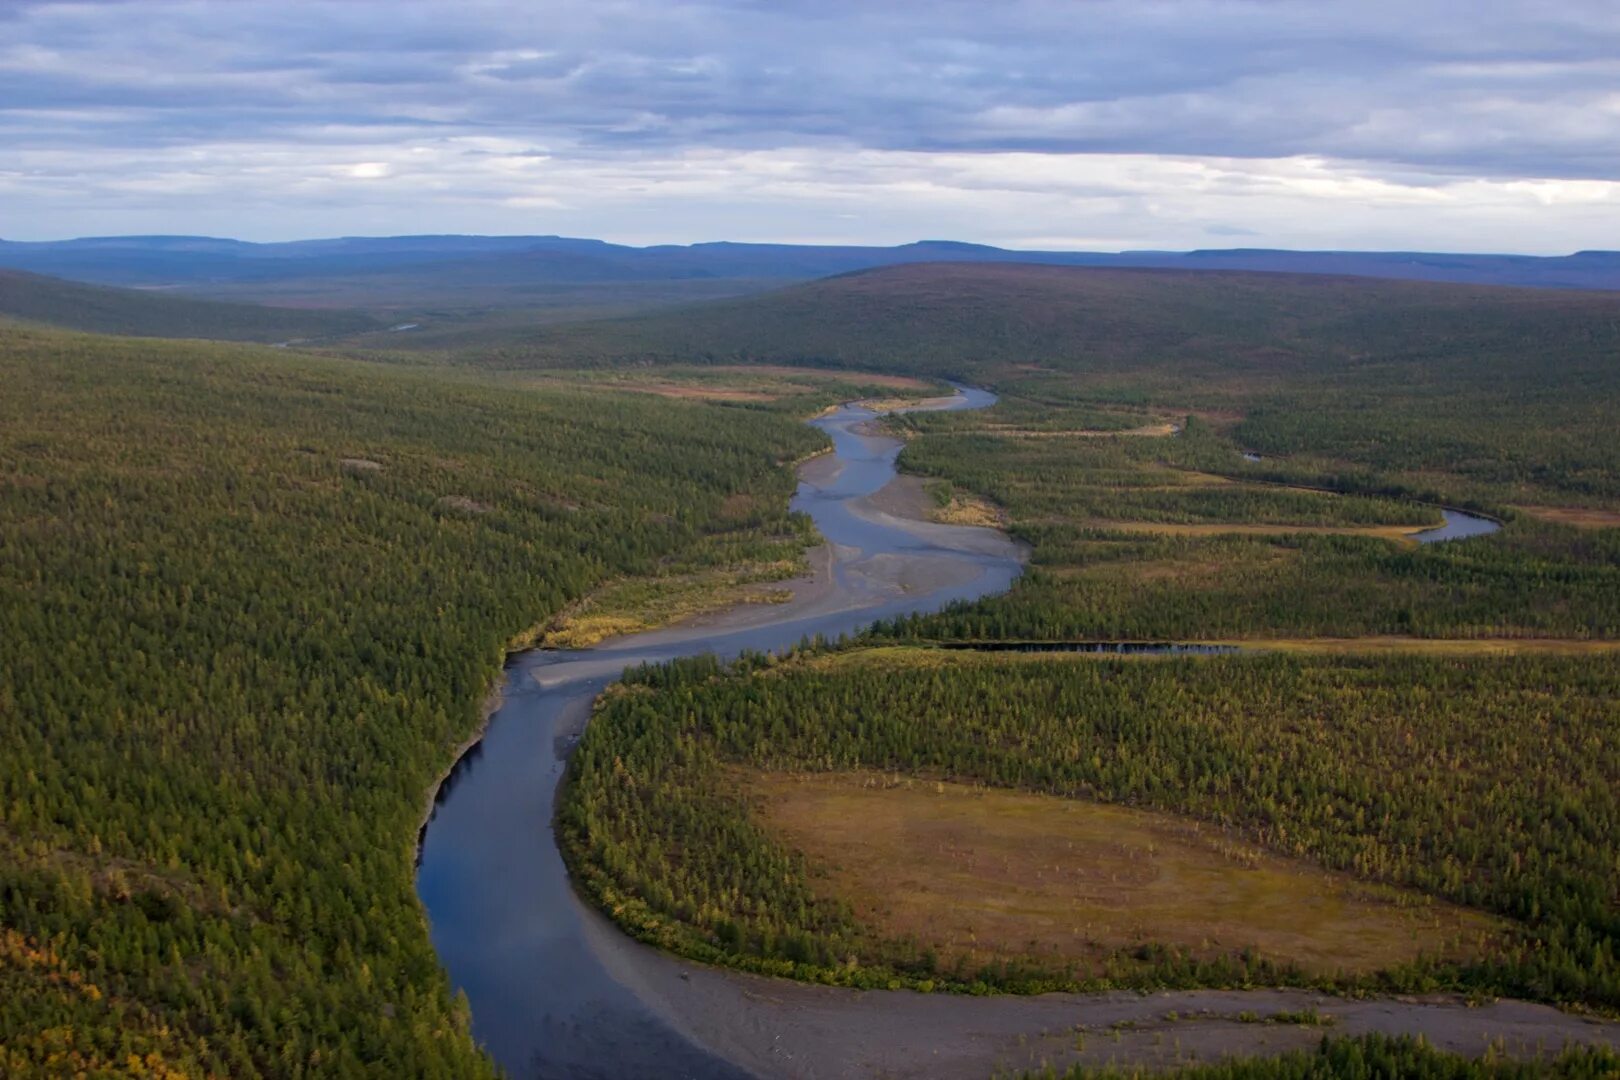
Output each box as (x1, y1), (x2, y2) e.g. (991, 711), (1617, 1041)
(562, 647), (1620, 1006)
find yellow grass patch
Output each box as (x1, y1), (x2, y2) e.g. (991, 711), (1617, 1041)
(630, 384), (781, 402)
(1514, 505), (1620, 529)
(858, 394), (960, 413)
(981, 422), (1180, 439)
(533, 365), (933, 406)
(1081, 521), (1429, 543)
(705, 364), (931, 391)
(539, 558), (802, 648)
(1164, 470), (1241, 486)
(932, 491), (1005, 528)
(746, 770), (1503, 977)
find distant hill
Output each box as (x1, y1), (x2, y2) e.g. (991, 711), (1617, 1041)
(2, 235), (1618, 309)
(0, 269), (382, 342)
(494, 261), (1620, 382)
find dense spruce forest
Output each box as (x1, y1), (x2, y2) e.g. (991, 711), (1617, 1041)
(561, 647), (1620, 1004)
(0, 320), (838, 1076)
(8, 253), (1620, 1078)
(1024, 1034), (1620, 1079)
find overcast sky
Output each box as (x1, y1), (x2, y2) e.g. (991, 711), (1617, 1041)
(3, 0), (1618, 251)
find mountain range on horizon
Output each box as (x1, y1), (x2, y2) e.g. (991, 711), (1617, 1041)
(5, 233), (1620, 299)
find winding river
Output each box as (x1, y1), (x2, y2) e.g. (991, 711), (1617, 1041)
(416, 389), (1531, 1079)
(417, 387), (1025, 1079)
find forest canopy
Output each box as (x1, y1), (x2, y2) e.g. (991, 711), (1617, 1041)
(0, 321), (831, 1077)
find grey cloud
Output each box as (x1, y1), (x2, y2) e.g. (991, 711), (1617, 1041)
(3, 0), (1618, 178)
(2, 0), (1620, 246)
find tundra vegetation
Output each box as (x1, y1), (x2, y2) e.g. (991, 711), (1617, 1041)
(7, 261), (1620, 1077)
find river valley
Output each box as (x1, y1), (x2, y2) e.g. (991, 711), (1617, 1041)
(415, 389), (1611, 1079)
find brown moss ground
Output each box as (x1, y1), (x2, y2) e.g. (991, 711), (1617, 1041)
(1513, 505), (1620, 529)
(745, 770), (1503, 978)
(1076, 520), (1431, 543)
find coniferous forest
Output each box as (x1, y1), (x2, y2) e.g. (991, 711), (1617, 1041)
(7, 258), (1620, 1078)
(0, 321), (827, 1076)
(12, 2), (1620, 1075)
(561, 647), (1620, 1004)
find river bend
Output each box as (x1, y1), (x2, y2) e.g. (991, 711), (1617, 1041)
(417, 388), (1519, 1079)
(416, 387), (1024, 1078)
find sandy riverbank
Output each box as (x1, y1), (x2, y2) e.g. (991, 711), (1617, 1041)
(589, 909), (1620, 1079)
(568, 667), (1615, 1076)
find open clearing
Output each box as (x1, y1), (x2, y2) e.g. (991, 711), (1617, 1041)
(530, 364), (937, 406)
(1514, 505), (1620, 529)
(1077, 520), (1432, 542)
(980, 421), (1180, 438)
(538, 556), (805, 648)
(628, 383), (781, 401)
(746, 770), (1502, 977)
(704, 364), (933, 391)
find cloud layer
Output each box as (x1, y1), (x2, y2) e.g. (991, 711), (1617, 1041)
(3, 0), (1618, 249)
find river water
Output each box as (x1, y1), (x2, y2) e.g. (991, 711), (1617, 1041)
(1414, 507), (1501, 543)
(416, 387), (1025, 1079)
(416, 388), (1504, 1079)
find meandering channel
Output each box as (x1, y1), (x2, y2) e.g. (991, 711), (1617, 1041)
(417, 386), (1025, 1079)
(416, 388), (1543, 1080)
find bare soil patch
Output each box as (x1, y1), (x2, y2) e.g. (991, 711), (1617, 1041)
(859, 475), (934, 520)
(747, 771), (1501, 978)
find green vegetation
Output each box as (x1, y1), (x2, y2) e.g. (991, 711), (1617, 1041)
(560, 646), (1620, 1005)
(0, 320), (828, 1076)
(430, 263), (1620, 645)
(871, 414), (1620, 642)
(10, 256), (1620, 1076)
(1023, 1034), (1620, 1079)
(497, 263), (1620, 508)
(535, 263), (1620, 1078)
(0, 269), (383, 342)
(537, 519), (815, 648)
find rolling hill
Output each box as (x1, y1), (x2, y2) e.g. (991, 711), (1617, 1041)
(481, 260), (1620, 377)
(488, 262), (1620, 509)
(0, 269), (383, 342)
